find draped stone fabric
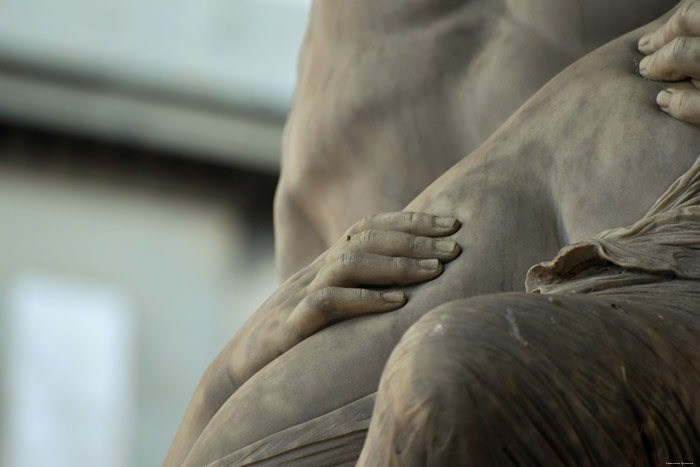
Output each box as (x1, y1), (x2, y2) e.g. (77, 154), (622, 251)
(204, 394), (374, 466)
(527, 155), (700, 294)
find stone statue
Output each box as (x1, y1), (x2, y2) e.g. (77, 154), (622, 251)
(164, 1), (700, 465)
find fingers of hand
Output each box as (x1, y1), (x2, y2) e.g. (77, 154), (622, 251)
(288, 287), (406, 338)
(345, 212), (461, 237)
(657, 87), (700, 125)
(341, 229), (461, 262)
(638, 0), (700, 54)
(639, 36), (700, 81)
(314, 252), (444, 288)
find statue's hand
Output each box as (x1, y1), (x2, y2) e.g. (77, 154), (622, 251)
(229, 212), (462, 385)
(167, 214), (459, 464)
(638, 0), (700, 124)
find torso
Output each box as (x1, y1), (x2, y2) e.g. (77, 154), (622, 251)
(275, 0), (680, 279)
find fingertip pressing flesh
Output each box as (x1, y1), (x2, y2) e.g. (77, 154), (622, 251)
(289, 288), (407, 339)
(638, 32), (653, 54)
(382, 291), (406, 304)
(657, 89), (673, 109)
(341, 230), (461, 262)
(433, 216), (460, 230)
(638, 1), (700, 56)
(311, 252), (446, 289)
(435, 240), (462, 259)
(638, 36), (700, 82)
(347, 212), (461, 237)
(656, 87), (700, 125)
(418, 259), (441, 271)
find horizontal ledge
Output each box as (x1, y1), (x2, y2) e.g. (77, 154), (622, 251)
(0, 52), (285, 172)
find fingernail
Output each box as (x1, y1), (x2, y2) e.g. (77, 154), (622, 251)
(657, 89), (672, 109)
(435, 240), (457, 253)
(638, 55), (650, 77)
(638, 33), (651, 53)
(418, 259), (440, 270)
(434, 217), (458, 228)
(382, 291), (405, 303)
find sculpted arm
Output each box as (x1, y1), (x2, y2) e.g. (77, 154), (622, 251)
(163, 212), (461, 466)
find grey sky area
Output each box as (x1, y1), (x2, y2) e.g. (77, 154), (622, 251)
(0, 0), (310, 113)
(0, 0), (312, 169)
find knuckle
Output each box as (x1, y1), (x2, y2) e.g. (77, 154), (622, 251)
(408, 234), (418, 250)
(401, 211), (416, 226)
(309, 268), (329, 290)
(671, 36), (688, 60)
(330, 248), (345, 263)
(675, 91), (692, 117)
(340, 251), (360, 266)
(359, 229), (373, 245)
(300, 292), (318, 314)
(350, 215), (372, 235)
(355, 288), (369, 301)
(318, 287), (335, 311)
(393, 256), (409, 272)
(678, 3), (692, 31)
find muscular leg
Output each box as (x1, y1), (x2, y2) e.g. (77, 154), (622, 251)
(359, 293), (700, 466)
(183, 10), (700, 466)
(187, 148), (561, 465)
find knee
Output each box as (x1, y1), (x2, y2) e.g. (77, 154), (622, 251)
(362, 293), (580, 465)
(388, 293), (549, 376)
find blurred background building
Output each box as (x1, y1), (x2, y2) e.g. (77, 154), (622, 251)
(0, 0), (312, 465)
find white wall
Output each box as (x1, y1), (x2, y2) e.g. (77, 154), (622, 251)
(0, 164), (278, 466)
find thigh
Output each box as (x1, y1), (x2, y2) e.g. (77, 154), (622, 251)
(360, 292), (700, 466)
(183, 158), (562, 466)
